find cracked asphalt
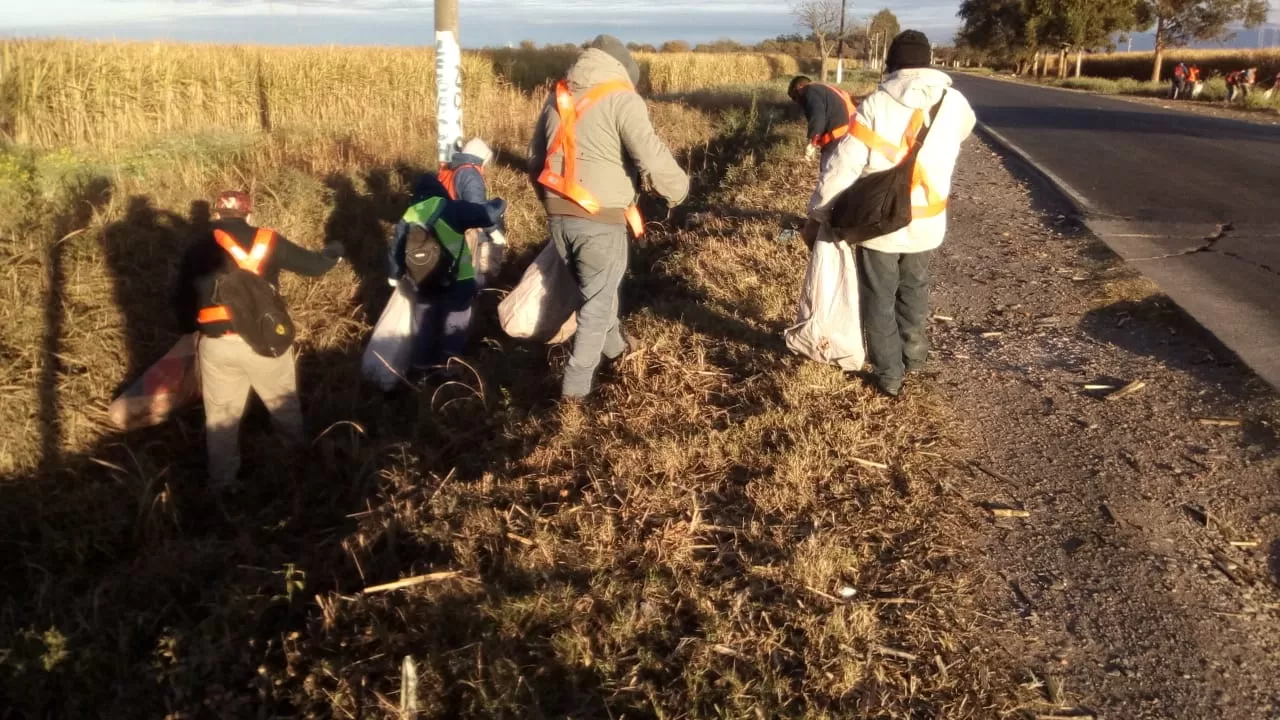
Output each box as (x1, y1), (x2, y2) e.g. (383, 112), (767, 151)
(950, 73), (1280, 389)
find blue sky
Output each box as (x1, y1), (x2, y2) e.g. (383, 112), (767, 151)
(1, 0), (965, 47)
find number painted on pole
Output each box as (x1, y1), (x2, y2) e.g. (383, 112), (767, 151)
(435, 30), (463, 164)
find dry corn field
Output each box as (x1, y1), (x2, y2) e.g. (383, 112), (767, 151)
(0, 39), (1024, 718)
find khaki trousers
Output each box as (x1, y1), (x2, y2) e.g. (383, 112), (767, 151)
(198, 334), (303, 485)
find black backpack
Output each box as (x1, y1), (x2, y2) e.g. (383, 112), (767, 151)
(829, 93), (945, 245)
(211, 229), (296, 357)
(403, 222), (459, 292)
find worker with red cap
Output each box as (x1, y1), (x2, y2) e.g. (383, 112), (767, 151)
(173, 190), (344, 491)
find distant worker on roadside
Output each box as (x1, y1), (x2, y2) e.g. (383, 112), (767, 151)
(804, 30), (976, 397)
(1188, 65), (1203, 99)
(1225, 69), (1257, 103)
(528, 34), (689, 402)
(788, 75), (858, 164)
(174, 190), (344, 490)
(1171, 62), (1188, 99)
(389, 172), (506, 374)
(438, 138), (508, 289)
(1265, 71), (1280, 100)
(1243, 66), (1258, 99)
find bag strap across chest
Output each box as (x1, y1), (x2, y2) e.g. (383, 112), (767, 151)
(851, 93), (948, 218)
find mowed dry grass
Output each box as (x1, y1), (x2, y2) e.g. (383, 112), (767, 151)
(0, 43), (1019, 717)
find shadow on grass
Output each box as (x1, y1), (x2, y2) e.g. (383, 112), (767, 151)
(39, 175), (113, 476)
(0, 89), (861, 719)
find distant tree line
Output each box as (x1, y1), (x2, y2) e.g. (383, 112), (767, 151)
(504, 6), (907, 64)
(956, 0), (1268, 81)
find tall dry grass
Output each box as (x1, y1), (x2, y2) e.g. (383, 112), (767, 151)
(643, 52), (799, 95)
(479, 47), (798, 95)
(1078, 48), (1280, 81)
(0, 39), (799, 151)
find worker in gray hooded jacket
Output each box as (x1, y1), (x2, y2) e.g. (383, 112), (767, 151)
(528, 34), (690, 401)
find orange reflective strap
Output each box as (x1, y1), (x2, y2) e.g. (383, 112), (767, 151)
(197, 306), (231, 324)
(624, 205), (644, 237)
(213, 228), (274, 275)
(538, 79), (636, 215)
(439, 163), (483, 201)
(202, 228), (275, 325)
(245, 229), (273, 273)
(903, 109), (926, 151)
(817, 125), (849, 147)
(851, 109), (948, 219)
(910, 164), (948, 219)
(213, 229), (249, 266)
(852, 122), (905, 163)
(438, 167), (458, 200)
(814, 83), (858, 147)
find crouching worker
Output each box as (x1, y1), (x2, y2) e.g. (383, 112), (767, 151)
(174, 190), (344, 489)
(389, 174), (505, 373)
(439, 138), (508, 288)
(788, 75), (858, 164)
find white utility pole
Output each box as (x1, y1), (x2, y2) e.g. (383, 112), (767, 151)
(835, 0), (848, 83)
(435, 0), (463, 165)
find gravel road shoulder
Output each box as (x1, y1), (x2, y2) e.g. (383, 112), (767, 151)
(934, 137), (1280, 719)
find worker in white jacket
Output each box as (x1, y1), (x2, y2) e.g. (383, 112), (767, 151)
(804, 30), (976, 397)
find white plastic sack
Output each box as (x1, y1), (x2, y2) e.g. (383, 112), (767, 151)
(465, 229), (505, 287)
(498, 240), (580, 344)
(784, 227), (866, 371)
(362, 279), (420, 390)
(108, 333), (201, 430)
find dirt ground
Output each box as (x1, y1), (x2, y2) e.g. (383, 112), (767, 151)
(936, 138), (1280, 719)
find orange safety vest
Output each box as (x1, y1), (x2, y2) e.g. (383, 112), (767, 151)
(196, 228), (275, 326)
(438, 163), (483, 201)
(850, 109), (948, 219)
(537, 79), (646, 237)
(813, 83), (858, 148)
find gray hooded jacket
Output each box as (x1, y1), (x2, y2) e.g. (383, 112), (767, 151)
(528, 48), (690, 224)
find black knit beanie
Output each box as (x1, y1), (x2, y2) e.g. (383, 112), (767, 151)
(589, 34), (641, 86)
(886, 30), (931, 73)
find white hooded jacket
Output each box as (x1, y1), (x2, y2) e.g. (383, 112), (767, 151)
(809, 69), (976, 254)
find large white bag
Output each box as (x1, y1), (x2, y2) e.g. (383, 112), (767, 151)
(784, 228), (866, 371)
(362, 279), (421, 390)
(108, 333), (201, 430)
(498, 240), (580, 344)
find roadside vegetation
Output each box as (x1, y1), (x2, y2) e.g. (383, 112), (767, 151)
(955, 0), (1272, 107)
(1039, 49), (1280, 112)
(0, 39), (1027, 718)
(1042, 72), (1280, 113)
(1074, 47), (1280, 81)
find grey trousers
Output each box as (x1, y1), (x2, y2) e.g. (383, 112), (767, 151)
(857, 247), (933, 389)
(550, 216), (628, 398)
(199, 334), (303, 485)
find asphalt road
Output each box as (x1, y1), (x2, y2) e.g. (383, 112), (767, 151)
(950, 73), (1280, 390)
(949, 73), (1280, 223)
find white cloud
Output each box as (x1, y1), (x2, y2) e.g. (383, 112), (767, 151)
(2, 0), (960, 46)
